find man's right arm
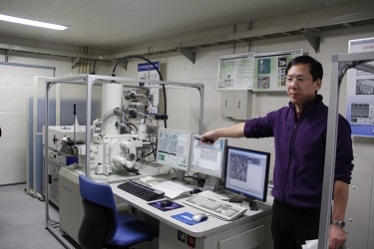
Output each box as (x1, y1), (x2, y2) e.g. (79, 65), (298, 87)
(201, 122), (245, 143)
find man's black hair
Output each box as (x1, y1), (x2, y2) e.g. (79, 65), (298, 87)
(285, 55), (323, 81)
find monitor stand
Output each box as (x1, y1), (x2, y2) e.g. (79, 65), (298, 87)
(229, 197), (259, 211)
(202, 175), (220, 191)
(175, 170), (198, 186)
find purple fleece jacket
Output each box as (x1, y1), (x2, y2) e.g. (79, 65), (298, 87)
(243, 95), (354, 208)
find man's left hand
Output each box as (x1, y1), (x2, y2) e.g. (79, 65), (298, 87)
(329, 224), (347, 249)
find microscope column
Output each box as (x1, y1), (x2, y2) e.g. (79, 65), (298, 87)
(102, 83), (123, 135)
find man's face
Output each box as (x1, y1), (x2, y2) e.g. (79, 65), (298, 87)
(286, 63), (321, 112)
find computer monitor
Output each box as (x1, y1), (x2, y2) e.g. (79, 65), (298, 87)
(156, 128), (192, 173)
(225, 146), (270, 209)
(190, 135), (227, 179)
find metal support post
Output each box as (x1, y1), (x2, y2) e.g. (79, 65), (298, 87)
(318, 51), (374, 249)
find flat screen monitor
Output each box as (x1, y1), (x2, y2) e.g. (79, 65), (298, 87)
(225, 146), (270, 209)
(156, 128), (192, 172)
(190, 135), (227, 178)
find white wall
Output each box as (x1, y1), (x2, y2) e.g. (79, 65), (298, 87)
(0, 63), (53, 185)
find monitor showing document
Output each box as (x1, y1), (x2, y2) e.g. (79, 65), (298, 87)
(190, 135), (227, 178)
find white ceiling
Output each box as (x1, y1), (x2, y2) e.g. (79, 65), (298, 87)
(0, 0), (365, 51)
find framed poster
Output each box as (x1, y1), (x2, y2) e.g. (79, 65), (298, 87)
(217, 53), (254, 90)
(252, 49), (303, 92)
(346, 37), (374, 137)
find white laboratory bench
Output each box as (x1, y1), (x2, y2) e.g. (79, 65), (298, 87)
(111, 181), (273, 249)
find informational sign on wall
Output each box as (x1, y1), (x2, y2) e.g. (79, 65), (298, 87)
(252, 49), (303, 92)
(347, 37), (374, 137)
(217, 53), (254, 90)
(138, 61), (160, 81)
(138, 61), (160, 111)
(217, 50), (303, 91)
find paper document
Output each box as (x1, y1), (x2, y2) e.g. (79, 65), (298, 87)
(139, 176), (162, 186)
(152, 181), (193, 199)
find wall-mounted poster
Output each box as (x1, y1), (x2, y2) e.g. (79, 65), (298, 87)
(347, 37), (374, 137)
(217, 53), (254, 90)
(252, 49), (303, 92)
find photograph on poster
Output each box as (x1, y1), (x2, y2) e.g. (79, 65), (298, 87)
(356, 79), (374, 95)
(258, 58), (271, 74)
(350, 103), (373, 125)
(256, 76), (270, 89)
(252, 49), (302, 92)
(278, 57), (287, 67)
(279, 68), (287, 86)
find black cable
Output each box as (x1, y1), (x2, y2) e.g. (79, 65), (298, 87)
(153, 137), (158, 160)
(111, 55), (167, 128)
(123, 123), (132, 134)
(148, 132), (157, 159)
(91, 60), (97, 74)
(339, 60), (369, 84)
(126, 122), (138, 132)
(125, 166), (140, 175)
(221, 189), (243, 200)
(184, 175), (205, 185)
(140, 148), (157, 159)
(135, 132), (156, 159)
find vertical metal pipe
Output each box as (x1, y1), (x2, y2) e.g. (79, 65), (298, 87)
(44, 81), (50, 228)
(198, 84), (204, 134)
(74, 104), (76, 146)
(44, 80), (76, 249)
(318, 54), (341, 249)
(85, 75), (93, 177)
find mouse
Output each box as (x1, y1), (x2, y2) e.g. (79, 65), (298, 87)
(191, 213), (208, 222)
(160, 199), (173, 207)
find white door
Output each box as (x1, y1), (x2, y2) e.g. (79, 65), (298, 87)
(0, 64), (53, 185)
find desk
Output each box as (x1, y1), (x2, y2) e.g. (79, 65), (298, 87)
(111, 182), (273, 249)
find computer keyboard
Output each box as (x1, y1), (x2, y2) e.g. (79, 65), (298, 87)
(118, 180), (164, 201)
(183, 195), (247, 221)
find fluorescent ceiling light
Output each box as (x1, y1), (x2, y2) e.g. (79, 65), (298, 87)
(0, 14), (68, 30)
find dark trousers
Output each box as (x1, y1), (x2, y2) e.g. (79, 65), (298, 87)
(271, 200), (321, 249)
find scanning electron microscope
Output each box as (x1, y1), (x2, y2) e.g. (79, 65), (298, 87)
(44, 83), (160, 206)
(74, 83), (154, 176)
(49, 82), (162, 244)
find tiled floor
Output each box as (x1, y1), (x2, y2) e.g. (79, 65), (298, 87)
(0, 184), (66, 249)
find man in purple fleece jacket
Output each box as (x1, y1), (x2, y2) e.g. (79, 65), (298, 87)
(201, 55), (353, 249)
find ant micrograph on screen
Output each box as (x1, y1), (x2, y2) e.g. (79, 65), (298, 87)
(158, 132), (179, 154)
(228, 153), (260, 182)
